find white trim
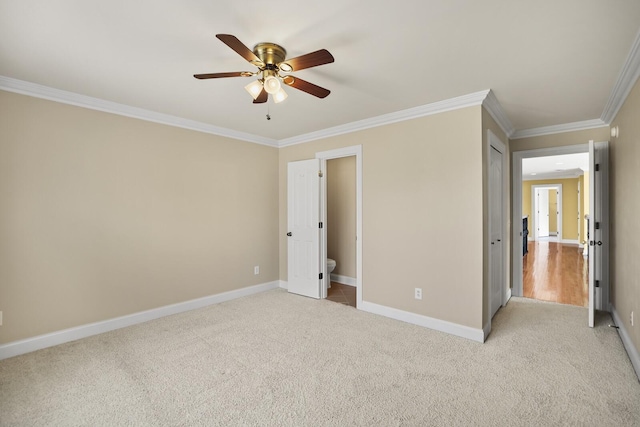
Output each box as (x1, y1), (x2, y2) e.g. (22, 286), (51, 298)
(279, 280), (288, 289)
(330, 274), (357, 287)
(611, 305), (640, 381)
(531, 184), (563, 242)
(601, 27), (640, 124)
(482, 89), (515, 137)
(512, 144), (589, 297)
(0, 281), (280, 360)
(0, 76), (278, 147)
(560, 239), (580, 246)
(483, 322), (492, 342)
(504, 287), (512, 306)
(522, 170), (585, 181)
(359, 301), (485, 343)
(316, 145), (363, 308)
(510, 119), (608, 140)
(280, 90), (491, 147)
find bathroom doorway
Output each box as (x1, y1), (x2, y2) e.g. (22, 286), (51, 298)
(325, 156), (357, 307)
(315, 145), (362, 308)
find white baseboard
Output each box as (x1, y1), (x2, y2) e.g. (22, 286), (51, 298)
(504, 287), (512, 305)
(358, 300), (484, 343)
(330, 274), (356, 287)
(611, 305), (640, 381)
(483, 321), (491, 342)
(279, 280), (288, 290)
(561, 239), (580, 246)
(0, 280), (280, 360)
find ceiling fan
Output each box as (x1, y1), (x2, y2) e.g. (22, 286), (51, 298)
(194, 34), (334, 104)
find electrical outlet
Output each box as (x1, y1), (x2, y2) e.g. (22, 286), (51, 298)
(0, 311), (3, 326)
(414, 288), (422, 300)
(631, 311), (634, 327)
(254, 266), (260, 275)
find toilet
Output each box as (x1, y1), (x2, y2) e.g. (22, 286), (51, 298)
(327, 258), (336, 275)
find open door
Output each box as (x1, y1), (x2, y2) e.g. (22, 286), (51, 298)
(588, 141), (596, 327)
(588, 140), (610, 327)
(287, 159), (323, 299)
(536, 188), (550, 238)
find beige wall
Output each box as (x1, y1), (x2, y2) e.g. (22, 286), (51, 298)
(0, 91), (279, 344)
(610, 76), (640, 357)
(482, 108), (510, 326)
(510, 127), (611, 151)
(280, 106), (485, 329)
(522, 178), (581, 240)
(327, 157), (356, 278)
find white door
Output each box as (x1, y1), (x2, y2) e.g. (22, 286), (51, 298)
(588, 141), (596, 327)
(536, 189), (550, 238)
(287, 159), (322, 299)
(489, 146), (504, 318)
(588, 140), (610, 327)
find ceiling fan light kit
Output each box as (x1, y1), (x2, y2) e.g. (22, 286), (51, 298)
(194, 34), (334, 104)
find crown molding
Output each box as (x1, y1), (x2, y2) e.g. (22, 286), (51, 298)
(482, 89), (514, 137)
(510, 119), (608, 140)
(601, 27), (640, 124)
(278, 90), (491, 147)
(0, 76), (278, 147)
(523, 169), (585, 181)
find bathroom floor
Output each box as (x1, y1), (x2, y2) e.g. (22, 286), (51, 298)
(326, 282), (356, 307)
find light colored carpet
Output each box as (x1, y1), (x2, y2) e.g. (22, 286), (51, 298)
(1, 289), (639, 426)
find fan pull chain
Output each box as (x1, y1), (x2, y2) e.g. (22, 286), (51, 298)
(266, 104), (271, 121)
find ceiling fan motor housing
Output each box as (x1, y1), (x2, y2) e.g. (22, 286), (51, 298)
(253, 43), (287, 68)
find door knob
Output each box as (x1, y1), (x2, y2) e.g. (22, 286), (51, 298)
(286, 232), (292, 237)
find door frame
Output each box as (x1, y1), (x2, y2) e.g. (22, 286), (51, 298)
(531, 184), (563, 241)
(315, 145), (363, 307)
(486, 130), (508, 327)
(512, 143), (590, 297)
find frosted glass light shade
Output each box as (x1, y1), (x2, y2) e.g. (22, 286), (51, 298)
(273, 87), (288, 103)
(244, 80), (263, 100)
(263, 75), (281, 94)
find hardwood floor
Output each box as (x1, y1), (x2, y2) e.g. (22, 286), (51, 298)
(523, 240), (588, 307)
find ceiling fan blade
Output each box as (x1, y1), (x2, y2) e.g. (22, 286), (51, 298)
(280, 49), (334, 71)
(193, 72), (252, 79)
(216, 34), (264, 67)
(282, 76), (330, 98)
(253, 88), (268, 104)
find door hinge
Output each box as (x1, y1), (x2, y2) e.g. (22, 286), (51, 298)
(318, 171), (323, 177)
(595, 222), (600, 230)
(319, 272), (323, 280)
(595, 280), (600, 288)
(319, 222), (323, 229)
(595, 164), (600, 172)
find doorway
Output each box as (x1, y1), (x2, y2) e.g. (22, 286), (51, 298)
(317, 145), (362, 307)
(324, 156), (357, 307)
(531, 184), (563, 241)
(286, 145), (363, 305)
(513, 143), (609, 323)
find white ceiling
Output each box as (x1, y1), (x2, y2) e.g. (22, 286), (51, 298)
(522, 153), (589, 180)
(1, 1), (640, 142)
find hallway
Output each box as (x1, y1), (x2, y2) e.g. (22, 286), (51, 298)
(523, 240), (588, 307)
